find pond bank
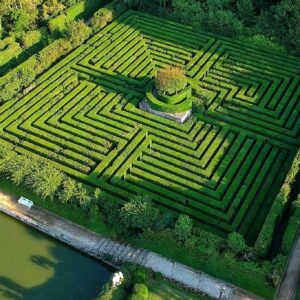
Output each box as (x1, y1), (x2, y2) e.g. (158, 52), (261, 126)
(0, 192), (261, 300)
(0, 212), (112, 300)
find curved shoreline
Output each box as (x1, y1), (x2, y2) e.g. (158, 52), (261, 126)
(0, 192), (261, 300)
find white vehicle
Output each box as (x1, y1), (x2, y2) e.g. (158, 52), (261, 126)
(18, 197), (34, 208)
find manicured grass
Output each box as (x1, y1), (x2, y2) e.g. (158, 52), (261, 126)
(147, 278), (210, 300)
(134, 232), (274, 299)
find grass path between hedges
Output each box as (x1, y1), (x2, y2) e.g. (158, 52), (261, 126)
(0, 177), (274, 299)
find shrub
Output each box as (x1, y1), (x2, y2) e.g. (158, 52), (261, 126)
(119, 264), (134, 289)
(42, 0), (65, 20)
(97, 281), (127, 300)
(193, 95), (209, 114)
(237, 0), (255, 26)
(131, 283), (148, 300)
(228, 232), (247, 255)
(241, 34), (286, 53)
(174, 214), (193, 242)
(90, 7), (114, 30)
(25, 160), (65, 200)
(184, 236), (199, 250)
(120, 194), (159, 232)
(37, 39), (72, 70)
(154, 211), (174, 231)
(101, 199), (125, 234)
(64, 20), (92, 47)
(262, 254), (287, 287)
(197, 228), (223, 257)
(280, 199), (300, 255)
(255, 149), (300, 257)
(133, 268), (148, 283)
(20, 28), (48, 50)
(90, 0), (126, 32)
(58, 177), (78, 203)
(155, 66), (187, 95)
(74, 182), (92, 210)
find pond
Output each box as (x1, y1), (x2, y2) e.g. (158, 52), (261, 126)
(0, 212), (112, 300)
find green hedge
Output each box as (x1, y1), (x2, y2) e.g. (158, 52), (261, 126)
(49, 0), (109, 33)
(146, 82), (192, 113)
(255, 149), (300, 256)
(280, 197), (300, 255)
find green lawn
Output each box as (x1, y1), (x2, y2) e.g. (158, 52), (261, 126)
(147, 278), (211, 300)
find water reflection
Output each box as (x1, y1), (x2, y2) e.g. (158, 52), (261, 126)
(0, 213), (112, 300)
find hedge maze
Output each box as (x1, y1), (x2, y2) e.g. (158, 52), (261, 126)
(1, 11), (300, 244)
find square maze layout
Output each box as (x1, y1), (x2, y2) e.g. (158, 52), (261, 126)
(1, 11), (300, 243)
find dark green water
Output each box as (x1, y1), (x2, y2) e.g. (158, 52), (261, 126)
(0, 212), (112, 300)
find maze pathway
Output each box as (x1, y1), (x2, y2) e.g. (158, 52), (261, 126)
(1, 10), (300, 244)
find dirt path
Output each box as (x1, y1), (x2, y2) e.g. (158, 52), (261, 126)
(275, 231), (300, 300)
(0, 191), (261, 300)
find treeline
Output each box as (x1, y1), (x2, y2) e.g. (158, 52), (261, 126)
(122, 0), (300, 56)
(0, 143), (96, 210)
(0, 141), (293, 289)
(0, 0), (125, 104)
(0, 0), (80, 38)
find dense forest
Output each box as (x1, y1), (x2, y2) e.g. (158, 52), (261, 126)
(0, 0), (79, 36)
(0, 0), (299, 55)
(123, 0), (300, 55)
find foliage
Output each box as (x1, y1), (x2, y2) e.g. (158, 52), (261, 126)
(0, 36), (22, 68)
(241, 34), (286, 53)
(197, 229), (222, 257)
(256, 0), (300, 55)
(42, 0), (65, 20)
(133, 268), (148, 284)
(130, 283), (149, 300)
(172, 0), (243, 38)
(24, 160), (65, 199)
(280, 198), (300, 255)
(154, 211), (174, 231)
(90, 8), (114, 30)
(100, 199), (124, 234)
(58, 177), (78, 203)
(155, 66), (187, 95)
(262, 255), (287, 287)
(255, 149), (300, 257)
(237, 0), (255, 26)
(174, 214), (193, 242)
(64, 20), (91, 47)
(228, 232), (248, 255)
(90, 0), (127, 32)
(37, 38), (72, 69)
(20, 28), (48, 50)
(132, 0), (298, 54)
(97, 281), (127, 300)
(120, 194), (159, 232)
(1, 6), (300, 298)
